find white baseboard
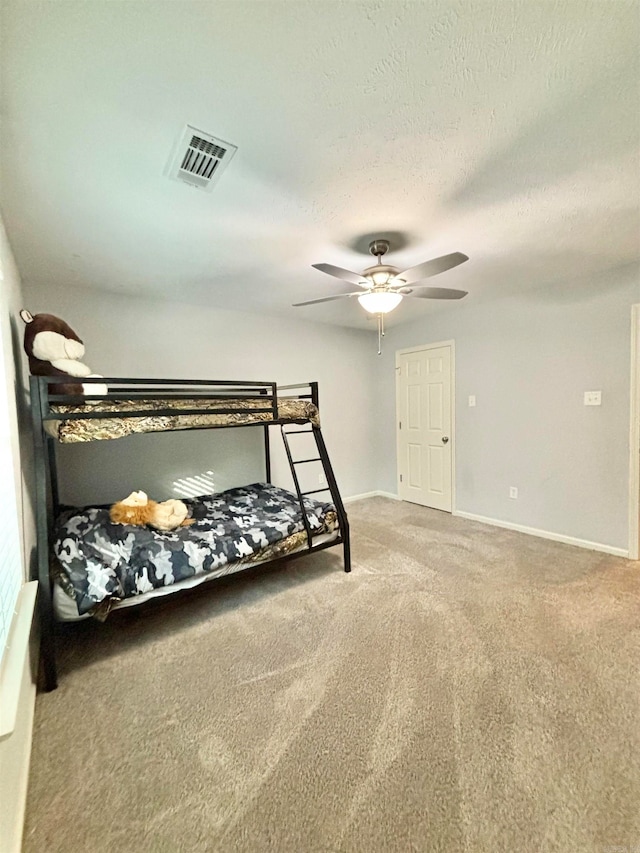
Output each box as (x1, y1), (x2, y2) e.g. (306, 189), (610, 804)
(342, 495), (628, 558)
(344, 490), (400, 504)
(344, 491), (379, 503)
(454, 510), (629, 558)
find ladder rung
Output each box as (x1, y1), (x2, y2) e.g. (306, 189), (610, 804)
(293, 457), (321, 464)
(283, 429), (313, 435)
(301, 487), (330, 496)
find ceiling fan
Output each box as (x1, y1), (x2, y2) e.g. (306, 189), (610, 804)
(293, 239), (469, 353)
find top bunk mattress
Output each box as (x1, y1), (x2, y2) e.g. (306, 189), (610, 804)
(46, 397), (320, 443)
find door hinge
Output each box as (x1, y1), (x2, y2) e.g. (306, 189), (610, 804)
(400, 474), (403, 482)
(399, 421), (402, 430)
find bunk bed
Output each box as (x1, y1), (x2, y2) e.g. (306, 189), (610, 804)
(30, 376), (350, 691)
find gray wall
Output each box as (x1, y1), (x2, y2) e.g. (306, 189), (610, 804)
(22, 264), (640, 550)
(0, 214), (37, 853)
(376, 266), (640, 550)
(23, 283), (379, 505)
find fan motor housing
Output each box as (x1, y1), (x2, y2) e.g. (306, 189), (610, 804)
(363, 263), (401, 286)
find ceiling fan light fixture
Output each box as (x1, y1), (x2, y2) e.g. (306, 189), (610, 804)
(299, 241), (469, 329)
(369, 269), (391, 286)
(357, 291), (403, 314)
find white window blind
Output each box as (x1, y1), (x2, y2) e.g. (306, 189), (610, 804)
(0, 322), (22, 662)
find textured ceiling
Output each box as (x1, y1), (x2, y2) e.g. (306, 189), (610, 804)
(1, 0), (638, 330)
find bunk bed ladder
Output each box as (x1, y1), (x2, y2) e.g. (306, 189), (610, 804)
(280, 424), (351, 573)
(280, 426), (316, 549)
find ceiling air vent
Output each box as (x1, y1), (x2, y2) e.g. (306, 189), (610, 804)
(166, 125), (237, 192)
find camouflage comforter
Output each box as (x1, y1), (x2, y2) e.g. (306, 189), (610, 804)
(53, 483), (337, 617)
(47, 398), (320, 443)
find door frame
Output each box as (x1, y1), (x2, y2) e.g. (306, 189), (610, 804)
(629, 304), (640, 560)
(395, 339), (456, 513)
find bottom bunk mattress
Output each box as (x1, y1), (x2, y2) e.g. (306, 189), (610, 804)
(53, 482), (338, 620)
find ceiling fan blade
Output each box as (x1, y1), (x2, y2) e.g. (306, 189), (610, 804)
(293, 291), (360, 307)
(312, 263), (368, 287)
(404, 287), (468, 300)
(391, 252), (469, 285)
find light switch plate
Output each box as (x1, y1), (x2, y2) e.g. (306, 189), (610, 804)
(584, 390), (602, 406)
(468, 395), (476, 407)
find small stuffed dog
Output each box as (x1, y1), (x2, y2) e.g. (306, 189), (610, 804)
(110, 490), (195, 532)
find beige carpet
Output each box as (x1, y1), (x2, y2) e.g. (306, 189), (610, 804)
(24, 498), (640, 853)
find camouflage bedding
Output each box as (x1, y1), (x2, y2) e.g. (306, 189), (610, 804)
(46, 397), (320, 443)
(53, 483), (337, 618)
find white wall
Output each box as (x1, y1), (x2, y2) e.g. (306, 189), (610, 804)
(0, 215), (37, 853)
(22, 282), (379, 506)
(377, 266), (640, 551)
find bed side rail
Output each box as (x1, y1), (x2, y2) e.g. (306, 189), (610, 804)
(31, 376), (280, 422)
(277, 381), (318, 408)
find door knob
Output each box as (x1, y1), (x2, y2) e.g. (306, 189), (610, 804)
(442, 436), (449, 443)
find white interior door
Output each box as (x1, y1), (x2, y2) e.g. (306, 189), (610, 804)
(397, 344), (453, 511)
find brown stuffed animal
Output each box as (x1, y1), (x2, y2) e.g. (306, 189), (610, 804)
(109, 491), (195, 532)
(20, 309), (107, 396)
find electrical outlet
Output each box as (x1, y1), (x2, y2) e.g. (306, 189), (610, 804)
(509, 486), (518, 499)
(318, 473), (327, 485)
(468, 395), (476, 407)
(584, 390), (602, 406)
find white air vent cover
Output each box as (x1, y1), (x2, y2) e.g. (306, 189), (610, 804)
(166, 125), (237, 191)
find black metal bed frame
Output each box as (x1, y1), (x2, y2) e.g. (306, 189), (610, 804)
(29, 375), (350, 692)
